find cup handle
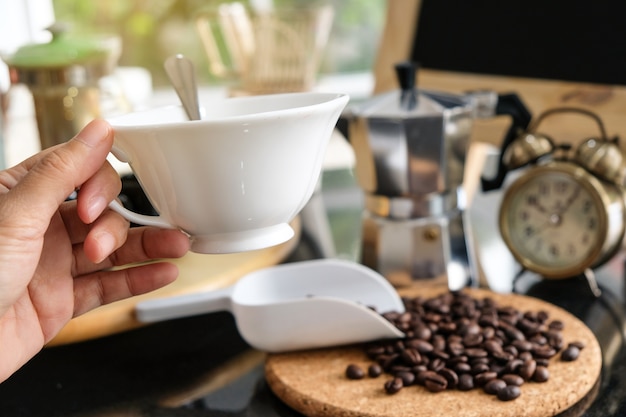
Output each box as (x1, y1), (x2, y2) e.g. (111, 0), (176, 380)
(108, 145), (176, 229)
(108, 200), (177, 229)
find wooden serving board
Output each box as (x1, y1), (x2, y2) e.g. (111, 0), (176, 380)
(265, 286), (602, 417)
(47, 217), (301, 346)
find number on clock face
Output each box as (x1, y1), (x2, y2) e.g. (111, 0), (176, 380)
(501, 170), (603, 272)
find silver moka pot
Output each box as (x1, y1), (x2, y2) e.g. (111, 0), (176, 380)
(343, 62), (530, 290)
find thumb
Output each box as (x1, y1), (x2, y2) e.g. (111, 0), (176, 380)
(6, 120), (114, 228)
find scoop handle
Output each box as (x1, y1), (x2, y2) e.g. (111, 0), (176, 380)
(135, 286), (234, 322)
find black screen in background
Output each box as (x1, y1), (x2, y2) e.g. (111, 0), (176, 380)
(411, 0), (626, 85)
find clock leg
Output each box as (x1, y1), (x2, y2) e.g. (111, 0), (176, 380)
(511, 268), (527, 293)
(583, 268), (602, 298)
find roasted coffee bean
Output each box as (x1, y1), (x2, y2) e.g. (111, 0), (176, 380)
(523, 311), (538, 321)
(390, 365), (412, 374)
(517, 318), (541, 333)
(454, 362), (472, 373)
(351, 291), (581, 401)
(503, 345), (519, 357)
(448, 355), (468, 365)
(483, 327), (496, 340)
(511, 339), (533, 352)
(478, 315), (499, 328)
(415, 370), (429, 386)
(382, 312), (401, 323)
(413, 325), (432, 340)
(474, 371), (498, 387)
(423, 371), (448, 392)
(438, 368), (459, 389)
(528, 334), (547, 345)
(392, 340), (406, 352)
(484, 339), (503, 353)
(484, 378), (507, 395)
(400, 348), (422, 365)
(547, 331), (564, 350)
(470, 357), (489, 365)
(459, 322), (481, 336)
(346, 364), (365, 380)
(491, 350), (513, 364)
(432, 335), (446, 351)
(376, 353), (398, 370)
(568, 340), (586, 350)
(412, 364), (427, 373)
(533, 366), (550, 383)
(519, 359), (537, 381)
(497, 385), (521, 401)
(504, 358), (523, 374)
(482, 326), (496, 339)
(368, 364), (383, 378)
(463, 333), (484, 347)
(532, 345), (557, 359)
(561, 345), (581, 362)
(471, 363), (490, 375)
(397, 312), (412, 324)
(384, 377), (404, 394)
(502, 325), (525, 341)
(549, 319), (564, 331)
(465, 348), (488, 358)
(495, 329), (507, 341)
(448, 341), (465, 356)
(407, 339), (434, 354)
(431, 349), (450, 361)
(428, 358), (445, 372)
(439, 322), (457, 334)
(424, 312), (442, 323)
(501, 374), (524, 386)
(396, 371), (415, 386)
(425, 298), (449, 314)
(533, 310), (546, 322)
(499, 314), (518, 327)
(489, 363), (505, 376)
(457, 373), (474, 391)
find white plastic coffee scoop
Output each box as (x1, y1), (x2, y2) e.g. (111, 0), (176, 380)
(135, 259), (405, 352)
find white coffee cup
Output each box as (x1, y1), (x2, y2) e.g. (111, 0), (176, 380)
(106, 92), (349, 254)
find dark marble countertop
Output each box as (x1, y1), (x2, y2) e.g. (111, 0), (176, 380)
(1, 170), (626, 417)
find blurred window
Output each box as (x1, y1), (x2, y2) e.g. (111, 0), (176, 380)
(52, 0), (386, 86)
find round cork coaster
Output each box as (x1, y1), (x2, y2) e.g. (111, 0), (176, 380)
(265, 287), (602, 417)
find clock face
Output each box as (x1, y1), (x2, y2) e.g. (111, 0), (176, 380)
(499, 164), (607, 278)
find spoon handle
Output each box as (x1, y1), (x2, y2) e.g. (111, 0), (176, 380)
(136, 286), (234, 322)
(164, 54), (202, 120)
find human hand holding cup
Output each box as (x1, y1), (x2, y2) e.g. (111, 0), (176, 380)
(107, 92), (349, 253)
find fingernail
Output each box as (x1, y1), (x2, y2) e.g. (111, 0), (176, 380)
(87, 196), (108, 223)
(75, 120), (110, 148)
(95, 231), (115, 263)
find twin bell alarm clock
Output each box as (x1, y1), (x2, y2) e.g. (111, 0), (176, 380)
(495, 107), (626, 296)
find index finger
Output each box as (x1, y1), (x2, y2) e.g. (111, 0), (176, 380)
(3, 120), (114, 231)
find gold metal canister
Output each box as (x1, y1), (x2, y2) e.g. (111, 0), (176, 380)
(2, 24), (120, 149)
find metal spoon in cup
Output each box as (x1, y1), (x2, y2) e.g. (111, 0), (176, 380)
(164, 54), (202, 120)
(135, 258), (405, 352)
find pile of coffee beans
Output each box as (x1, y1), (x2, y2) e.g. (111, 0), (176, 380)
(345, 291), (584, 401)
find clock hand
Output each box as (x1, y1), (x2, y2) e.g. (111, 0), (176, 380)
(526, 196), (550, 215)
(532, 212), (562, 236)
(557, 186), (581, 215)
(546, 185), (581, 215)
